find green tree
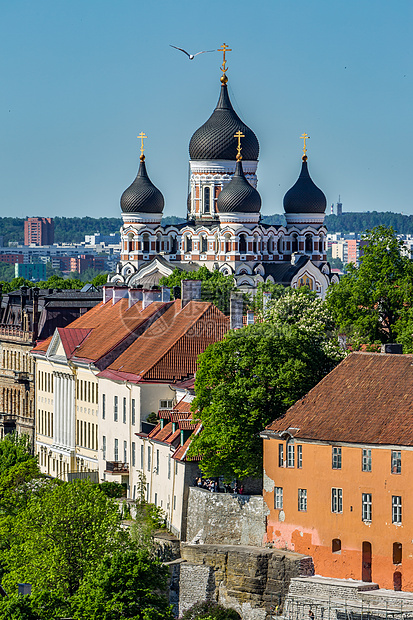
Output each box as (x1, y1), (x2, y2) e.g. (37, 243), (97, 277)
(188, 315), (340, 480)
(0, 459), (42, 516)
(1, 480), (126, 597)
(326, 226), (413, 345)
(181, 601), (240, 620)
(160, 266), (239, 314)
(71, 549), (173, 620)
(0, 434), (33, 477)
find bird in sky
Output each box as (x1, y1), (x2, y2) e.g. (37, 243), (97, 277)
(170, 45), (215, 60)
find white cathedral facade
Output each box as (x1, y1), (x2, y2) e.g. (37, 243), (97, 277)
(111, 64), (338, 297)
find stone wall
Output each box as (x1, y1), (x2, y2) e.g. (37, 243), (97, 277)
(185, 487), (267, 546)
(172, 543), (314, 620)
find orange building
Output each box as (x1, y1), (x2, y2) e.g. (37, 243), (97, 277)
(261, 351), (413, 592)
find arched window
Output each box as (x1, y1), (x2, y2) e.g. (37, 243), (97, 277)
(332, 539), (341, 553)
(200, 235), (208, 253)
(239, 234), (247, 253)
(292, 234), (298, 253)
(204, 187), (211, 213)
(170, 236), (177, 254)
(225, 234), (231, 254)
(214, 235), (219, 254)
(319, 234), (325, 253)
(185, 236), (192, 253)
(142, 234), (150, 253)
(127, 233), (134, 253)
(393, 542), (402, 565)
(305, 234), (312, 253)
(277, 236), (283, 255)
(253, 235), (259, 254)
(268, 236), (274, 254)
(156, 234), (161, 254)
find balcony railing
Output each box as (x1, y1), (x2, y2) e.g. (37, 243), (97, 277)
(105, 461), (129, 474)
(0, 326), (34, 343)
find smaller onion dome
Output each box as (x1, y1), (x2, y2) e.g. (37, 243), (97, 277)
(283, 156), (327, 214)
(120, 156), (164, 214)
(217, 159), (261, 213)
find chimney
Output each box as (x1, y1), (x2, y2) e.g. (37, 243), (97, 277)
(173, 285), (181, 299)
(102, 285), (114, 304)
(181, 280), (202, 308)
(112, 286), (128, 305)
(128, 286), (143, 308)
(381, 343), (403, 355)
(142, 287), (162, 309)
(20, 286), (28, 330)
(230, 293), (243, 330)
(161, 286), (171, 302)
(32, 287), (39, 340)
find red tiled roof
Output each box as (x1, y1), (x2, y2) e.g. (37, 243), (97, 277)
(171, 411), (192, 423)
(266, 352), (413, 446)
(106, 301), (229, 381)
(57, 327), (91, 357)
(32, 335), (53, 353)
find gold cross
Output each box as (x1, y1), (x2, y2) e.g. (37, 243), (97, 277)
(234, 130), (245, 161)
(300, 133), (310, 156)
(138, 132), (147, 160)
(218, 43), (232, 77)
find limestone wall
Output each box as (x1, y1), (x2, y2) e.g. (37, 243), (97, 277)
(185, 487), (267, 546)
(175, 543), (313, 620)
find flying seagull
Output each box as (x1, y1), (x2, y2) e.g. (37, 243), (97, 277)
(170, 45), (215, 60)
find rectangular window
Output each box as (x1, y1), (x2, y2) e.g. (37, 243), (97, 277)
(297, 445), (303, 469)
(332, 446), (342, 469)
(141, 444), (144, 469)
(298, 489), (307, 512)
(123, 397), (127, 424)
(114, 396), (118, 422)
(160, 399), (174, 409)
(132, 442), (136, 467)
(131, 399), (136, 426)
(123, 440), (127, 463)
(287, 443), (295, 468)
(331, 488), (343, 513)
(173, 495), (176, 510)
(156, 449), (159, 474)
(362, 493), (372, 522)
(392, 495), (402, 524)
(114, 438), (119, 461)
(102, 394), (106, 419)
(147, 446), (151, 472)
(154, 493), (158, 507)
(102, 435), (106, 460)
(362, 448), (372, 472)
(91, 382), (95, 404)
(88, 422), (90, 449)
(391, 450), (401, 474)
(274, 487), (283, 510)
(168, 454), (171, 479)
(278, 444), (284, 467)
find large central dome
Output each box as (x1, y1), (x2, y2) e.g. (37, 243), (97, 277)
(189, 84), (259, 161)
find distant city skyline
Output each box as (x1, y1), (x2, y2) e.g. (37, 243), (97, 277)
(0, 0), (412, 220)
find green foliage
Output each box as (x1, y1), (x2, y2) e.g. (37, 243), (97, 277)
(324, 211), (413, 236)
(71, 548), (173, 620)
(146, 411), (158, 425)
(0, 459), (42, 516)
(326, 226), (413, 346)
(0, 433), (33, 477)
(1, 479), (126, 597)
(180, 601), (241, 620)
(250, 281), (287, 313)
(92, 273), (109, 286)
(99, 481), (126, 498)
(0, 593), (39, 620)
(0, 263), (15, 283)
(160, 266), (239, 314)
(189, 307), (340, 479)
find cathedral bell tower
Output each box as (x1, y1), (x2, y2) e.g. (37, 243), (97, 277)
(187, 44), (259, 226)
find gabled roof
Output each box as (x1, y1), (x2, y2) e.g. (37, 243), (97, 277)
(265, 352), (413, 446)
(57, 327), (91, 357)
(102, 300), (229, 382)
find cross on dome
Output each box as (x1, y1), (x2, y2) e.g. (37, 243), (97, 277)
(234, 130), (245, 161)
(218, 43), (232, 84)
(300, 133), (310, 161)
(138, 132), (147, 161)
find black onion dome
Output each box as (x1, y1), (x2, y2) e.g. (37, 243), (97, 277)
(120, 159), (164, 214)
(217, 160), (261, 213)
(283, 158), (327, 214)
(189, 84), (259, 161)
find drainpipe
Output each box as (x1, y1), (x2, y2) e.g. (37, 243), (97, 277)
(125, 381), (132, 499)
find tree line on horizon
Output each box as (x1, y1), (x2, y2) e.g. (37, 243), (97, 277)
(2, 212), (413, 245)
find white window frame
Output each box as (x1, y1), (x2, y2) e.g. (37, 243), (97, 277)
(362, 493), (372, 522)
(298, 488), (307, 512)
(274, 487), (283, 510)
(287, 443), (295, 468)
(362, 448), (372, 472)
(391, 450), (401, 474)
(392, 495), (402, 524)
(332, 446), (342, 469)
(297, 445), (303, 469)
(331, 487), (343, 513)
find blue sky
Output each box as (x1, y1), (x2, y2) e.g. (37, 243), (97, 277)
(0, 0), (412, 220)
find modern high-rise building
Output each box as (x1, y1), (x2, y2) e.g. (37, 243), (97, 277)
(24, 217), (54, 246)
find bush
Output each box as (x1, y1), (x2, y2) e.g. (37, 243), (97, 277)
(180, 601), (241, 620)
(98, 481), (126, 498)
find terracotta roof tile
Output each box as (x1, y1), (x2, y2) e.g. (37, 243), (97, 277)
(266, 352), (413, 446)
(107, 300), (229, 381)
